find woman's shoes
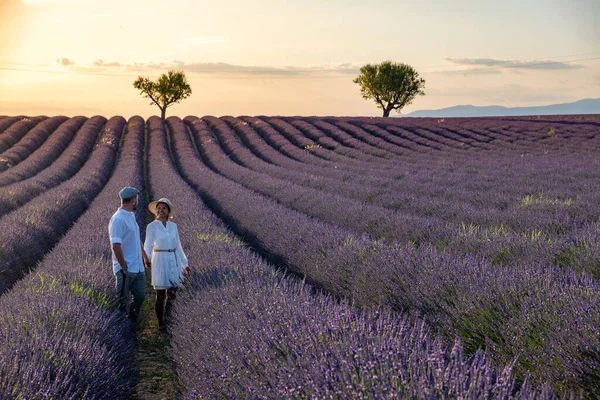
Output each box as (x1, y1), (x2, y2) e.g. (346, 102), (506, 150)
(157, 325), (168, 337)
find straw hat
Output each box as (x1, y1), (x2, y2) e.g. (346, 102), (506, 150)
(148, 198), (175, 217)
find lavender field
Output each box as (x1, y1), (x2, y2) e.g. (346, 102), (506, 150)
(0, 114), (599, 398)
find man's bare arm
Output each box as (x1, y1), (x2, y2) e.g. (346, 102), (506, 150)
(112, 243), (128, 274)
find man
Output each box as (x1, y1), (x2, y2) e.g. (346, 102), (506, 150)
(108, 186), (149, 321)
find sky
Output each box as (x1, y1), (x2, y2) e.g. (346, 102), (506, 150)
(0, 0), (599, 117)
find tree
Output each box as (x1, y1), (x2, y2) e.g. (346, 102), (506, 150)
(353, 61), (425, 117)
(133, 70), (192, 120)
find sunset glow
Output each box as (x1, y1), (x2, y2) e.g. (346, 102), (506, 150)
(1, 0), (599, 117)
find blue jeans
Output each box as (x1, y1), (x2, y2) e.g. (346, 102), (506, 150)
(115, 270), (146, 320)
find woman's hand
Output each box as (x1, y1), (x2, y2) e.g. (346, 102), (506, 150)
(144, 259), (151, 268)
(184, 267), (191, 277)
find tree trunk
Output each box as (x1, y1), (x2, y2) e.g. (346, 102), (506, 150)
(382, 109), (390, 117)
(160, 107), (166, 121)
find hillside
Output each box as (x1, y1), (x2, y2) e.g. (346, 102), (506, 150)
(403, 98), (600, 117)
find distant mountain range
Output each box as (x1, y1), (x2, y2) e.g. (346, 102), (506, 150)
(402, 98), (600, 118)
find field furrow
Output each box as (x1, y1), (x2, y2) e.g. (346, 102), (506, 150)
(0, 116), (46, 153)
(231, 116), (399, 179)
(0, 116), (68, 172)
(0, 117), (105, 217)
(0, 116), (87, 187)
(0, 113), (597, 397)
(143, 116), (547, 398)
(0, 115), (144, 399)
(171, 115), (600, 393)
(0, 116), (124, 294)
(0, 116), (27, 136)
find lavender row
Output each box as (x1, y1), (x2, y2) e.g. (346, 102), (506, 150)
(198, 117), (600, 271)
(0, 116), (24, 135)
(261, 117), (401, 169)
(0, 115), (145, 399)
(0, 116), (106, 219)
(143, 116), (549, 399)
(449, 119), (599, 152)
(243, 116), (590, 209)
(0, 116), (87, 187)
(347, 116), (599, 155)
(489, 121), (600, 153)
(307, 118), (403, 159)
(176, 271), (552, 399)
(233, 117), (494, 208)
(195, 116), (449, 245)
(300, 116), (490, 155)
(173, 116), (600, 394)
(386, 123), (482, 151)
(332, 118), (448, 154)
(221, 118), (600, 235)
(318, 117), (449, 153)
(195, 117), (600, 275)
(0, 116), (68, 172)
(0, 116), (123, 295)
(231, 116), (600, 229)
(264, 116), (406, 167)
(0, 116), (46, 153)
(288, 118), (400, 163)
(216, 116), (410, 205)
(348, 117), (600, 154)
(233, 116), (402, 182)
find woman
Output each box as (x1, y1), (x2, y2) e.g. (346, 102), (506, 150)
(144, 198), (191, 334)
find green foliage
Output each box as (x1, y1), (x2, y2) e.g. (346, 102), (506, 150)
(133, 70), (192, 120)
(353, 61), (425, 117)
(491, 247), (512, 265)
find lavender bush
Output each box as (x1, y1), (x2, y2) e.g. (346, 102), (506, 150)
(0, 116), (46, 153)
(0, 116), (87, 187)
(0, 116), (25, 135)
(173, 115), (599, 395)
(0, 113), (596, 397)
(0, 116), (123, 294)
(0, 115), (144, 399)
(0, 116), (106, 217)
(146, 116), (550, 399)
(0, 116), (68, 172)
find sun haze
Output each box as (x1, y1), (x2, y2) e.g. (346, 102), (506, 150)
(0, 0), (599, 117)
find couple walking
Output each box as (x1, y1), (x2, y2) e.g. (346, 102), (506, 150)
(108, 186), (191, 334)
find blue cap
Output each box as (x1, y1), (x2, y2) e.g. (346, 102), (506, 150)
(119, 186), (140, 200)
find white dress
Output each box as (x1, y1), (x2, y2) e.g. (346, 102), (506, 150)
(144, 220), (189, 290)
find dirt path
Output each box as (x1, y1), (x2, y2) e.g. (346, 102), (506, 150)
(131, 274), (179, 400)
(130, 123), (180, 399)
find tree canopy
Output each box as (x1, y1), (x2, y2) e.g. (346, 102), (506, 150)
(133, 70), (192, 120)
(353, 61), (425, 117)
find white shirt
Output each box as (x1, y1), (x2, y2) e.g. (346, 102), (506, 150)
(108, 208), (144, 274)
(144, 220), (188, 289)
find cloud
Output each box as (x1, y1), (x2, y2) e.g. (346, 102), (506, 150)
(445, 57), (584, 70)
(433, 68), (503, 76)
(56, 57), (75, 66)
(92, 59), (123, 68)
(165, 62), (360, 76)
(55, 57), (361, 77)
